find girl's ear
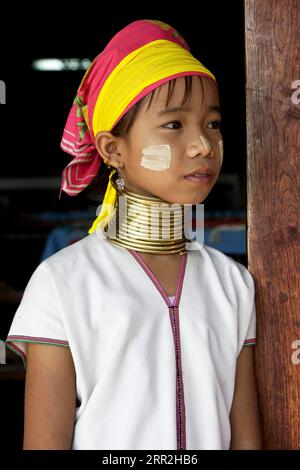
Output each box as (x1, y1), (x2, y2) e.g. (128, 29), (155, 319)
(95, 131), (123, 169)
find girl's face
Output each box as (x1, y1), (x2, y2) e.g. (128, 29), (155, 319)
(112, 75), (222, 204)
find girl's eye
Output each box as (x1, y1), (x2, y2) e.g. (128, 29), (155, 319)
(162, 120), (221, 130)
(208, 120), (221, 130)
(162, 121), (182, 130)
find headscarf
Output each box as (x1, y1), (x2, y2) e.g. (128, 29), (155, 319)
(59, 19), (218, 233)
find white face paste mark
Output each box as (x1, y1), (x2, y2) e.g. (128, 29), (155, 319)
(199, 135), (212, 151)
(140, 144), (171, 171)
(218, 140), (223, 164)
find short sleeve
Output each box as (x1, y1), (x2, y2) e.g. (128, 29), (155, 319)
(243, 298), (256, 347)
(5, 261), (69, 369)
(240, 268), (257, 349)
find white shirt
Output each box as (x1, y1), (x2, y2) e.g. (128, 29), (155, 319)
(6, 230), (256, 450)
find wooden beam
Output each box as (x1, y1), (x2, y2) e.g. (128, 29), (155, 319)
(244, 0), (300, 449)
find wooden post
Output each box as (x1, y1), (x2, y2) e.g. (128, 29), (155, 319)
(244, 0), (300, 449)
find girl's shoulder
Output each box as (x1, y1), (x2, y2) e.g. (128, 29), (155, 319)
(201, 243), (242, 266)
(43, 231), (96, 260)
(199, 243), (255, 290)
(39, 231), (110, 274)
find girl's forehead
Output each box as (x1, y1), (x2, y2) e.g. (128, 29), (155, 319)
(143, 76), (219, 115)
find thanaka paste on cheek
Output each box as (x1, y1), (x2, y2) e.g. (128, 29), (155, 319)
(140, 144), (171, 171)
(199, 135), (212, 151)
(218, 140), (223, 164)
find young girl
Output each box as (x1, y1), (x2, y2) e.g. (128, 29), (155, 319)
(5, 19), (262, 450)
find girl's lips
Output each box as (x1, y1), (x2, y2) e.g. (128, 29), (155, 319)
(184, 174), (213, 184)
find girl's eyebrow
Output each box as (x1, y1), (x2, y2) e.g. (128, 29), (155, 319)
(157, 104), (221, 116)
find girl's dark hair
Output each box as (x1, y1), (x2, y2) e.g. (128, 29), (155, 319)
(81, 75), (218, 202)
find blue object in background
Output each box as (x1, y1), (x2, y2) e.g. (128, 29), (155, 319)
(40, 226), (88, 261)
(204, 225), (246, 254)
(186, 209), (246, 254)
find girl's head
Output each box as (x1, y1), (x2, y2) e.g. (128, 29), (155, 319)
(95, 74), (222, 205)
(60, 19), (222, 230)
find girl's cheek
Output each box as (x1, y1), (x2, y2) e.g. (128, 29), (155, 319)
(218, 140), (223, 165)
(140, 144), (171, 171)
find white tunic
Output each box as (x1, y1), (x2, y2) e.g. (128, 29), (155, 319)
(5, 229), (256, 450)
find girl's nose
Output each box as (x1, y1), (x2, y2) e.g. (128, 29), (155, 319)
(187, 135), (213, 159)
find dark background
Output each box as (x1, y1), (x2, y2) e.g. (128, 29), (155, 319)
(0, 5), (246, 178)
(0, 2), (247, 450)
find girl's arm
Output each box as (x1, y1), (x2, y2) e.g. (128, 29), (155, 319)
(23, 343), (76, 450)
(229, 346), (262, 449)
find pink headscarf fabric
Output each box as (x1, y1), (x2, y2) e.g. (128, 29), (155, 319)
(59, 19), (214, 197)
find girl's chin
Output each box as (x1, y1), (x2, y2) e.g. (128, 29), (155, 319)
(163, 189), (210, 205)
(159, 196), (207, 206)
(128, 186), (209, 205)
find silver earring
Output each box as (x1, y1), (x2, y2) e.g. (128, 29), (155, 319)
(116, 168), (125, 191)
